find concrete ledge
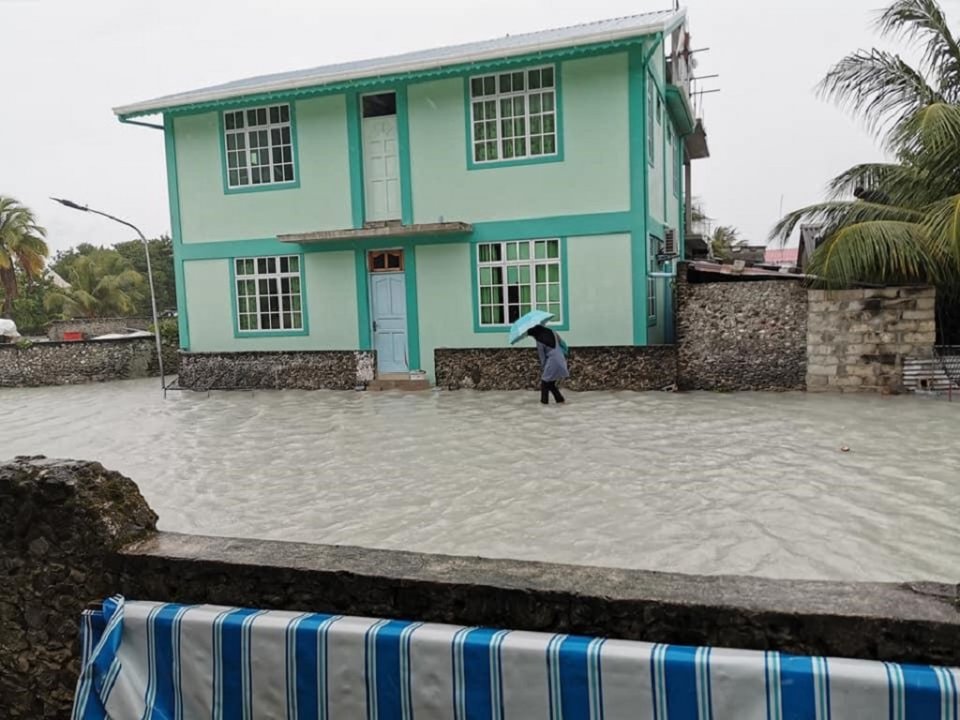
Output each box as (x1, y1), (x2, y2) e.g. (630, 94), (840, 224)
(118, 532), (960, 666)
(279, 221), (472, 244)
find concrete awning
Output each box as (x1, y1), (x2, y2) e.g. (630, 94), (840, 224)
(278, 221), (473, 244)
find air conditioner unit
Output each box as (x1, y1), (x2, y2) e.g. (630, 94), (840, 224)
(664, 228), (677, 254)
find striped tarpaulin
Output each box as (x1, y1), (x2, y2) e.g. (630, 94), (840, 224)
(73, 597), (959, 720)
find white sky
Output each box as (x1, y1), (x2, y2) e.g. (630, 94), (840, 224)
(1, 0), (927, 254)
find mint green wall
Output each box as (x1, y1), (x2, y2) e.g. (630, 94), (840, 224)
(415, 234), (633, 381)
(666, 133), (681, 232)
(175, 96), (352, 243)
(407, 54), (630, 224)
(184, 252), (358, 351)
(647, 47), (666, 227)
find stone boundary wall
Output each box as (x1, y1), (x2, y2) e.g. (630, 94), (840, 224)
(676, 264), (809, 391)
(807, 287), (936, 393)
(0, 337), (164, 387)
(0, 458), (157, 718)
(3, 457), (959, 717)
(177, 350), (376, 391)
(435, 346), (677, 391)
(47, 317), (152, 341)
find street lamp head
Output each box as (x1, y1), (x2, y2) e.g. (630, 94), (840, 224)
(50, 197), (88, 211)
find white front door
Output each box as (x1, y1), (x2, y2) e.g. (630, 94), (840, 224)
(370, 272), (408, 374)
(362, 116), (401, 222)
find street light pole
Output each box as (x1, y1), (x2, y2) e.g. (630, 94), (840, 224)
(51, 198), (165, 390)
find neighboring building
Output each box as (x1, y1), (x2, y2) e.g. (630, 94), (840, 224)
(765, 225), (823, 271)
(728, 244), (767, 264)
(45, 268), (71, 289)
(115, 9), (709, 385)
(764, 244), (799, 267)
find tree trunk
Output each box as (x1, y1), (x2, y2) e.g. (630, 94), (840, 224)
(0, 268), (17, 317)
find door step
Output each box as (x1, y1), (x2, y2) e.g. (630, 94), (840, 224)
(367, 378), (431, 392)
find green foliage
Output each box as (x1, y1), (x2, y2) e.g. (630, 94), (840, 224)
(150, 318), (180, 346)
(46, 237), (176, 320)
(709, 226), (741, 261)
(114, 236), (176, 315)
(773, 0), (960, 300)
(0, 196), (49, 317)
(8, 273), (56, 335)
(45, 250), (146, 319)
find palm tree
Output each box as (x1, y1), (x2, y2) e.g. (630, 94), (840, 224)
(771, 0), (960, 291)
(44, 250), (146, 318)
(710, 225), (741, 261)
(0, 197), (49, 316)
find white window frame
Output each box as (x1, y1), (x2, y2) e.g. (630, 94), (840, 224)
(223, 104), (296, 189)
(647, 236), (660, 321)
(476, 239), (563, 327)
(234, 255), (304, 333)
(469, 65), (558, 164)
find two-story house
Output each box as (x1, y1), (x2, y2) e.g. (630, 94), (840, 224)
(114, 9), (708, 388)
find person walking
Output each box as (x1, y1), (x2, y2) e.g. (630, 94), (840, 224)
(528, 324), (569, 404)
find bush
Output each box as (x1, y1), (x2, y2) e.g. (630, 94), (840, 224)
(150, 318), (180, 346)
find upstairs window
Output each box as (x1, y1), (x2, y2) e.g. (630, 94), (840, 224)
(234, 255), (304, 332)
(223, 104), (296, 189)
(477, 239), (562, 326)
(469, 66), (558, 164)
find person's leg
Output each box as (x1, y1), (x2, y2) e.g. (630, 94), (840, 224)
(540, 381), (550, 404)
(549, 381), (565, 403)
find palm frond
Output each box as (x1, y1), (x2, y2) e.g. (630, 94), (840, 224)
(809, 221), (938, 287)
(891, 102), (960, 182)
(877, 0), (960, 98)
(922, 193), (960, 266)
(769, 200), (924, 244)
(818, 49), (942, 145)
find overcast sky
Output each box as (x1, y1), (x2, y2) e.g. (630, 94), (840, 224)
(0, 0), (931, 254)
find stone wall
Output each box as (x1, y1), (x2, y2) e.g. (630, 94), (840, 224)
(177, 350), (376, 391)
(435, 346), (677, 391)
(807, 287), (936, 393)
(676, 265), (809, 391)
(46, 317), (152, 341)
(2, 457), (959, 718)
(0, 458), (157, 719)
(0, 337), (161, 387)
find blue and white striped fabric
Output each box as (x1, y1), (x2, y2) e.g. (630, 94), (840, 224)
(73, 597), (959, 720)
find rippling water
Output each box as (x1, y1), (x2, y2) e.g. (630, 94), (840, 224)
(2, 379), (958, 582)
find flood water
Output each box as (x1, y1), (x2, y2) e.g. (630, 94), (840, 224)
(2, 378), (958, 582)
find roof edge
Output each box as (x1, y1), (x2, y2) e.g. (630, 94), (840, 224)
(113, 10), (684, 119)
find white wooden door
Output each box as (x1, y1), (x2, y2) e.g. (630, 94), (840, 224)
(362, 116), (401, 222)
(370, 272), (408, 374)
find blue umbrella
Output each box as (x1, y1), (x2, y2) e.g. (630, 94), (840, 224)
(508, 309), (555, 345)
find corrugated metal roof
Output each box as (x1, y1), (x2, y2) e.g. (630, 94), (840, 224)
(689, 261), (809, 280)
(114, 10), (683, 117)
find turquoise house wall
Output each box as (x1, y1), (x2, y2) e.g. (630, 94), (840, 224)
(160, 39), (683, 362)
(174, 96), (352, 244)
(407, 53), (631, 224)
(646, 44), (666, 227)
(183, 252), (359, 352)
(415, 234), (633, 381)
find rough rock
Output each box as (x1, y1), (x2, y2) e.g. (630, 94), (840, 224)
(0, 456), (156, 718)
